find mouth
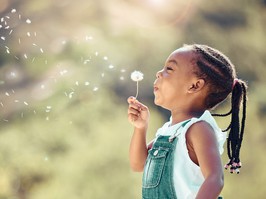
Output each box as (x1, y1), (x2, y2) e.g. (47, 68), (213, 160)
(153, 86), (159, 92)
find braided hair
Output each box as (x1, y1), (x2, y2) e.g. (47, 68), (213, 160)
(189, 44), (247, 174)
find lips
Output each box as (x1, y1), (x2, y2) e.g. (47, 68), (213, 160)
(154, 86), (159, 92)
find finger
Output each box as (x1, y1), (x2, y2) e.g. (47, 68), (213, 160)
(127, 96), (136, 104)
(128, 113), (139, 123)
(128, 103), (140, 111)
(128, 107), (140, 115)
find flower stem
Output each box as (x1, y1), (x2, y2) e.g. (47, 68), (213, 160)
(135, 81), (139, 99)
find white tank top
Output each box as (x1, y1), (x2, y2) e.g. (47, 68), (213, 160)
(155, 110), (226, 199)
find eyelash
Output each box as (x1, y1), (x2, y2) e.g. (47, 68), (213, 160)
(166, 66), (173, 71)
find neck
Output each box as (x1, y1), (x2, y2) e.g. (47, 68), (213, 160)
(170, 108), (205, 126)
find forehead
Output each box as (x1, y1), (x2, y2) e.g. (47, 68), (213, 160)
(167, 46), (195, 64)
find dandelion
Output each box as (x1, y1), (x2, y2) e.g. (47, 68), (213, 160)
(131, 70), (144, 99)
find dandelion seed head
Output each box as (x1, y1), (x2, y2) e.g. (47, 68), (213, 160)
(131, 71), (144, 82)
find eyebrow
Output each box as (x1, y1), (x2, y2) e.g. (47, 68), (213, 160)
(167, 59), (178, 66)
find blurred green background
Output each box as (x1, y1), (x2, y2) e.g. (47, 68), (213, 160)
(0, 0), (266, 198)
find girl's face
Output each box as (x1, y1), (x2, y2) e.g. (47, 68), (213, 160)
(153, 47), (198, 110)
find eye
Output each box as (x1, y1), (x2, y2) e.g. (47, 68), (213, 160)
(166, 66), (173, 71)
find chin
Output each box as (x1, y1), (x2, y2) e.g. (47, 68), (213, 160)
(154, 98), (163, 108)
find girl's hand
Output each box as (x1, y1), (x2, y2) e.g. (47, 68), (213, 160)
(127, 96), (150, 130)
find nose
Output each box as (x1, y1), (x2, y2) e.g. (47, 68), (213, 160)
(156, 69), (163, 78)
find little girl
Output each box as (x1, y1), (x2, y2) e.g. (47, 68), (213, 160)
(127, 44), (247, 199)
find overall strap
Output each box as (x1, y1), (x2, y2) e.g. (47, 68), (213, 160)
(168, 119), (191, 143)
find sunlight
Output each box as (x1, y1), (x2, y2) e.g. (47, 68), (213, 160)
(147, 0), (165, 6)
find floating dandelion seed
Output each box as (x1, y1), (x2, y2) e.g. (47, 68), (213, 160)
(85, 36), (93, 41)
(93, 87), (99, 92)
(69, 92), (74, 98)
(83, 59), (90, 64)
(85, 81), (90, 86)
(60, 69), (68, 76)
(131, 71), (144, 99)
(108, 64), (114, 69)
(26, 19), (31, 24)
(46, 106), (52, 113)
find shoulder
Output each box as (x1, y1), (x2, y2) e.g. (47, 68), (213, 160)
(186, 121), (217, 149)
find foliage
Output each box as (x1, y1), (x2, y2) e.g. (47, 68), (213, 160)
(0, 0), (266, 198)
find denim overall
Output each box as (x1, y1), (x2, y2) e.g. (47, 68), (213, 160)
(142, 121), (223, 199)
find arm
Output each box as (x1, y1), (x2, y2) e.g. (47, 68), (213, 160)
(186, 121), (224, 199)
(127, 97), (150, 172)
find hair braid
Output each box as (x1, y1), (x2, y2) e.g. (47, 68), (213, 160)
(188, 44), (248, 174)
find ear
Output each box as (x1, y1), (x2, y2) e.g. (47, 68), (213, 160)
(187, 79), (205, 93)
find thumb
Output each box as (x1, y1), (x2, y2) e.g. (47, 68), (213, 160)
(127, 96), (136, 104)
